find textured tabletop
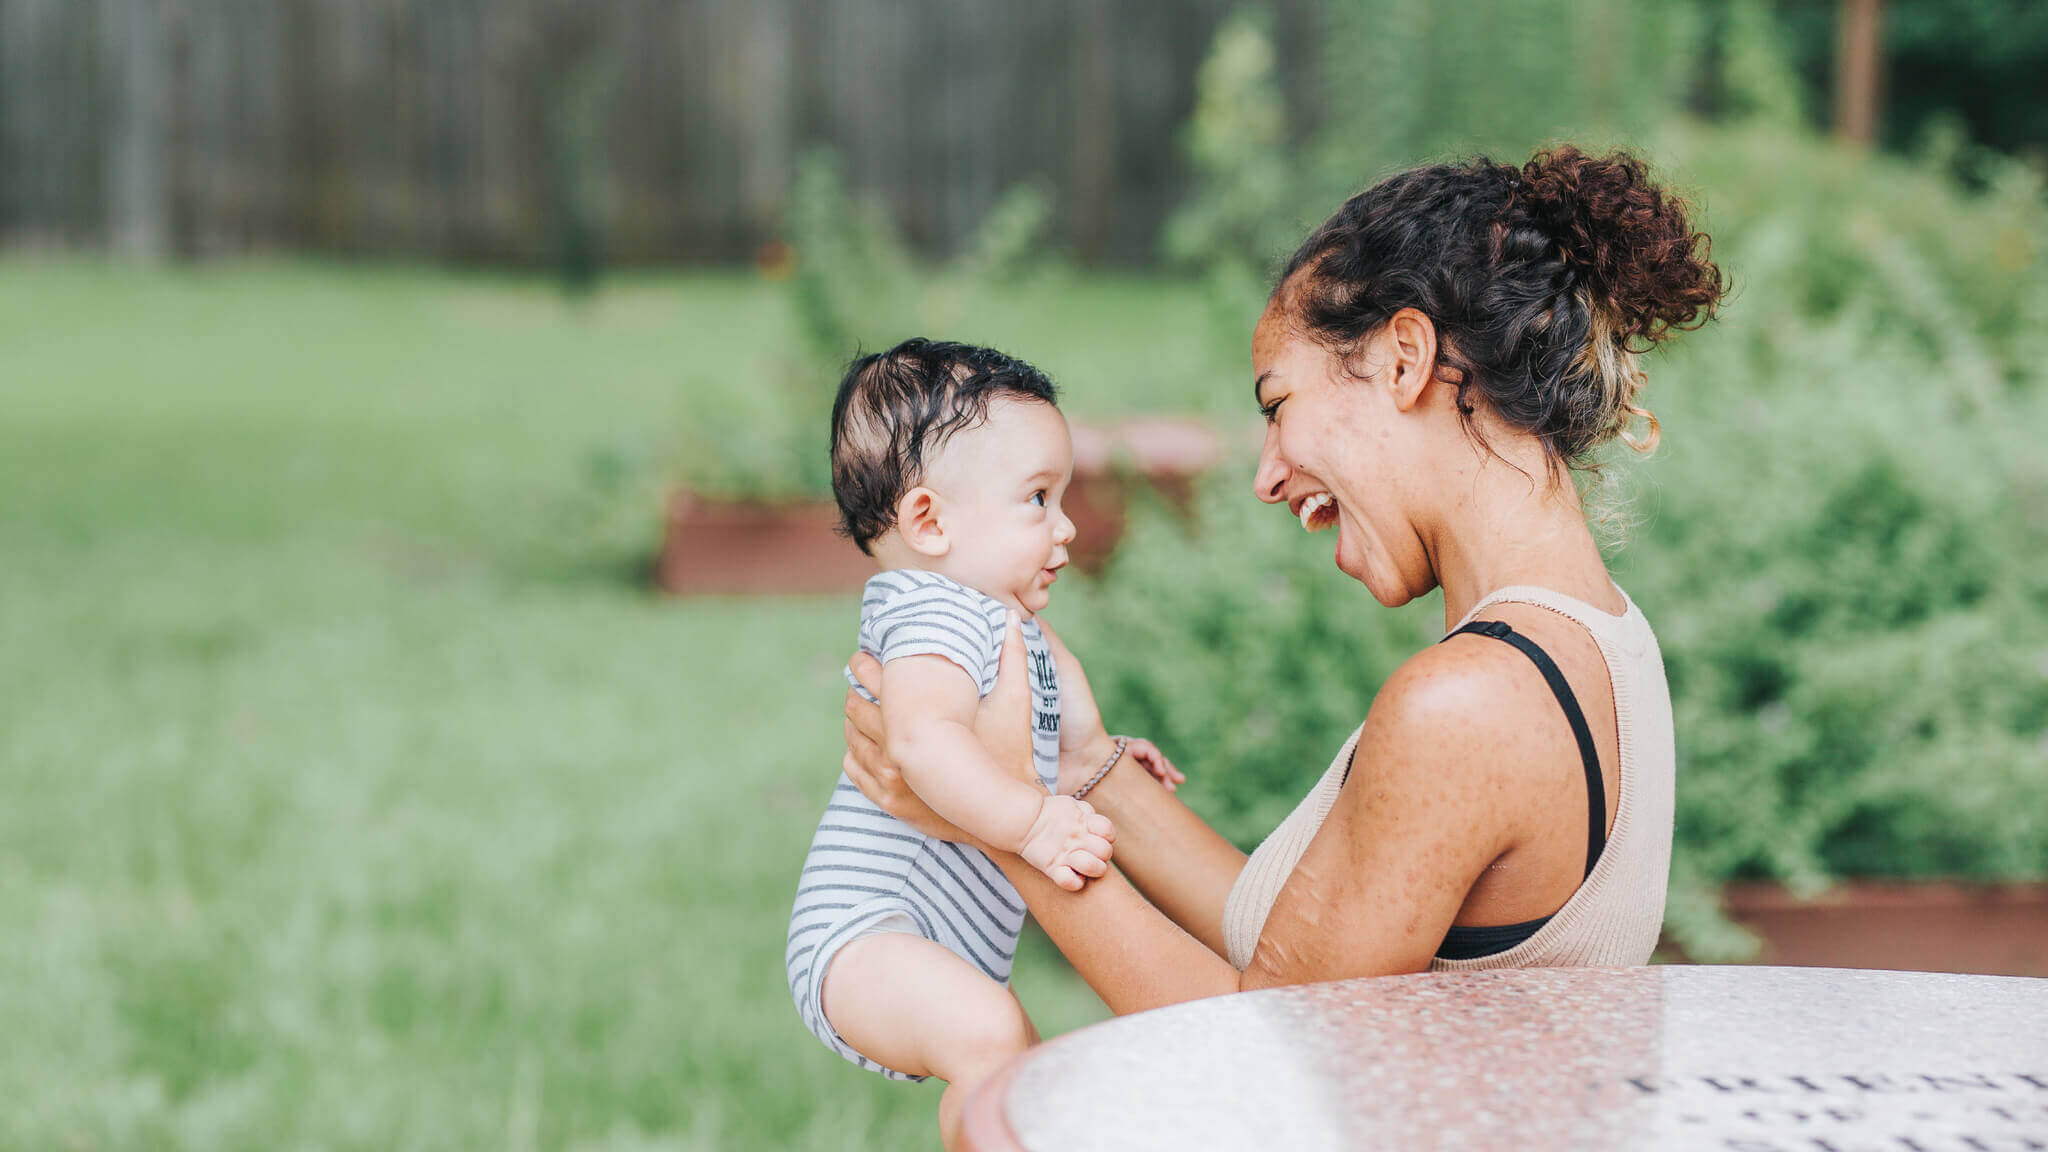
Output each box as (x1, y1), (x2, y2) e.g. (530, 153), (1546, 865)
(965, 966), (2048, 1152)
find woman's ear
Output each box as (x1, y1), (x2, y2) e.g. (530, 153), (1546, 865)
(897, 488), (949, 558)
(1385, 307), (1439, 412)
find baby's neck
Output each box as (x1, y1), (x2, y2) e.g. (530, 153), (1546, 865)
(867, 538), (1021, 616)
(867, 535), (935, 576)
(868, 540), (971, 588)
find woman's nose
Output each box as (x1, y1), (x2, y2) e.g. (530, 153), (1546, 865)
(1253, 430), (1290, 504)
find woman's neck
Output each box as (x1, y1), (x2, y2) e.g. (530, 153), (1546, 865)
(1426, 456), (1620, 630)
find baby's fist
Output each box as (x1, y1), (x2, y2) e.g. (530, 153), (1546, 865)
(1019, 795), (1116, 891)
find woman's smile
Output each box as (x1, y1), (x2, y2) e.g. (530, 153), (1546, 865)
(1294, 491), (1338, 532)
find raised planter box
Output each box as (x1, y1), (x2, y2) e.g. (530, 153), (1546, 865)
(658, 418), (1228, 596)
(656, 494), (874, 596)
(1662, 882), (2048, 977)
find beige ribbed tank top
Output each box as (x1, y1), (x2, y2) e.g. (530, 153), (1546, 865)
(1221, 584), (1676, 972)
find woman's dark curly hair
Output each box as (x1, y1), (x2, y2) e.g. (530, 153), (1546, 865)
(1276, 145), (1726, 473)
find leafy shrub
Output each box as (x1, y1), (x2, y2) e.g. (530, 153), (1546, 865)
(1161, 6), (1302, 348)
(1616, 129), (2048, 951)
(678, 152), (1055, 501)
(1305, 0), (1699, 210)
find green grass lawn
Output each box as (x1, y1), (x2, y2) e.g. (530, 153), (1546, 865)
(0, 260), (1171, 1151)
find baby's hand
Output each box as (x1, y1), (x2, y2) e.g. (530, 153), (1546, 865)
(1018, 794), (1115, 892)
(1126, 737), (1185, 793)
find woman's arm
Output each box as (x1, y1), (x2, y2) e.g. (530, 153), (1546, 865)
(1003, 650), (1515, 1009)
(1049, 732), (1246, 958)
(844, 619), (1534, 1011)
(989, 831), (1244, 1014)
(1241, 649), (1535, 987)
(1032, 621), (1249, 958)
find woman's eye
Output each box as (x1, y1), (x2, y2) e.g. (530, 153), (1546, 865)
(1260, 399), (1283, 424)
(1029, 490), (1047, 508)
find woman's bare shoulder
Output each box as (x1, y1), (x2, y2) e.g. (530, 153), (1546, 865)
(1350, 637), (1569, 811)
(1242, 640), (1557, 983)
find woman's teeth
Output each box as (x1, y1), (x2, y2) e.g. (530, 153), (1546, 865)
(1298, 492), (1336, 532)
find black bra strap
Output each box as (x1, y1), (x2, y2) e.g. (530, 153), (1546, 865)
(1444, 620), (1607, 879)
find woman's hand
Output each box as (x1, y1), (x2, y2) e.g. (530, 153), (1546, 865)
(843, 654), (975, 845)
(1034, 619), (1105, 751)
(842, 612), (1040, 845)
(972, 612), (1041, 787)
(1034, 618), (1126, 793)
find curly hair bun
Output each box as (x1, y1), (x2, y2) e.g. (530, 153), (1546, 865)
(1511, 146), (1725, 352)
(1278, 144), (1726, 469)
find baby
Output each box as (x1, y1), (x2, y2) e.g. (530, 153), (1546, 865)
(785, 338), (1177, 1148)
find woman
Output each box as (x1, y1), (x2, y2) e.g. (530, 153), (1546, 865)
(842, 146), (1724, 1013)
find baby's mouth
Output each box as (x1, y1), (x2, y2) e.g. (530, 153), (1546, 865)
(1296, 492), (1338, 532)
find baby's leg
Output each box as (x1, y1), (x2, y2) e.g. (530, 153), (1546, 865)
(823, 932), (1037, 1152)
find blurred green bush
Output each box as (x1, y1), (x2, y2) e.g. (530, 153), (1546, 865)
(677, 151), (1053, 501)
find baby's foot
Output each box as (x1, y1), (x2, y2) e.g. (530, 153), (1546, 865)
(1125, 737), (1185, 793)
(1018, 795), (1115, 891)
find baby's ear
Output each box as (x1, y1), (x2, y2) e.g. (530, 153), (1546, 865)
(897, 487), (949, 557)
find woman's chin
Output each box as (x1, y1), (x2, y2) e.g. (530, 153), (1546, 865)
(1335, 528), (1413, 607)
(1332, 519), (1364, 580)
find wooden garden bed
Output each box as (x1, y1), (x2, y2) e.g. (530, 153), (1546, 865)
(659, 418), (1228, 596)
(1710, 880), (2048, 977)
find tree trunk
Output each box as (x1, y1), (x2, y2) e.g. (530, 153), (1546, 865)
(1833, 0), (1883, 146)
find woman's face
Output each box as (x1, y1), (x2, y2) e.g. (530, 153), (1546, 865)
(1249, 300), (1442, 607)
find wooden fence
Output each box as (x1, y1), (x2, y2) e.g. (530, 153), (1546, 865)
(0, 0), (1251, 265)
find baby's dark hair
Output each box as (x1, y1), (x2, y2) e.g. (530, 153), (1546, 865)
(1278, 145), (1726, 475)
(830, 338), (1059, 555)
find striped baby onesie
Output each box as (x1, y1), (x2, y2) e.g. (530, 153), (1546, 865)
(785, 570), (1060, 1080)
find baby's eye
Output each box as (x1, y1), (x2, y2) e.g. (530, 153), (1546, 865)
(1029, 490), (1047, 508)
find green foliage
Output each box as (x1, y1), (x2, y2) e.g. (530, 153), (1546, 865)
(1620, 121), (2048, 952)
(1159, 6), (1303, 363)
(785, 151), (923, 369)
(1717, 0), (1806, 128)
(1308, 0), (1698, 193)
(1162, 7), (1299, 277)
(677, 152), (907, 502)
(1664, 118), (2048, 393)
(679, 151), (1060, 501)
(1163, 0), (1710, 371)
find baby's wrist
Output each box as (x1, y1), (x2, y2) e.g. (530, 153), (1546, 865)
(1016, 794), (1066, 860)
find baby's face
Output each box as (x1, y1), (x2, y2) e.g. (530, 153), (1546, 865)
(922, 398), (1076, 617)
